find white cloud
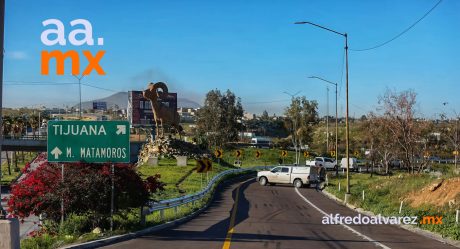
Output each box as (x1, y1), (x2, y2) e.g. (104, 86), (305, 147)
(6, 51), (28, 60)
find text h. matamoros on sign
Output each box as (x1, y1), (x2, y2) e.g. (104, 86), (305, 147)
(47, 120), (130, 163)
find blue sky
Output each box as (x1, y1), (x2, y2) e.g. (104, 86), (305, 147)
(4, 0), (460, 118)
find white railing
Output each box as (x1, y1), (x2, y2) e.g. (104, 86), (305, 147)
(146, 166), (270, 214)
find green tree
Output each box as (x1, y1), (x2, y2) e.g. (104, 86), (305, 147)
(261, 110), (270, 121)
(284, 96), (318, 164)
(378, 89), (429, 173)
(196, 89), (244, 148)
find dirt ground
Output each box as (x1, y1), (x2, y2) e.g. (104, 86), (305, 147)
(409, 177), (460, 207)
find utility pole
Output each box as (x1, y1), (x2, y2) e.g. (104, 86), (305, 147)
(456, 117), (458, 169)
(308, 76), (338, 173)
(73, 75), (84, 119)
(283, 91), (301, 165)
(326, 87), (329, 153)
(0, 0), (5, 219)
(296, 21), (350, 196)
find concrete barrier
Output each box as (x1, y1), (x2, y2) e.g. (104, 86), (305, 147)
(0, 218), (20, 249)
(176, 156), (187, 166)
(147, 157), (159, 166)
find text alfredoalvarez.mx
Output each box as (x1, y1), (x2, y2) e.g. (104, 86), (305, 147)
(40, 19), (105, 76)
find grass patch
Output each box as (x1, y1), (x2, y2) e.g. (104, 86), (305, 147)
(1, 152), (37, 185)
(21, 170), (253, 249)
(325, 171), (460, 241)
(218, 147), (300, 167)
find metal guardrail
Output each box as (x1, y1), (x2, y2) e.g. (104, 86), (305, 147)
(146, 166), (271, 214)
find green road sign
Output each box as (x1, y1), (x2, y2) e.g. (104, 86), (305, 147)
(47, 120), (130, 163)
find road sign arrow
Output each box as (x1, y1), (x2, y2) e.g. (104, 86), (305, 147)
(116, 125), (126, 135)
(51, 147), (62, 159)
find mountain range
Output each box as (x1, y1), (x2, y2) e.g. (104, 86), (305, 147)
(77, 92), (201, 110)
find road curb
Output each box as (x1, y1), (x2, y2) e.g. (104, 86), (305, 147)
(322, 188), (460, 248)
(60, 172), (255, 249)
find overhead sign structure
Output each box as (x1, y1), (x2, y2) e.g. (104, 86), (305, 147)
(214, 149), (223, 158)
(281, 150), (288, 157)
(255, 150), (261, 159)
(47, 120), (130, 163)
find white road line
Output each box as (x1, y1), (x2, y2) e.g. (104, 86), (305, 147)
(294, 188), (391, 249)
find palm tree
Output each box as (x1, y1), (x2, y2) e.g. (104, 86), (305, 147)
(2, 115), (13, 175)
(12, 116), (25, 138)
(2, 115), (12, 138)
(28, 114), (39, 138)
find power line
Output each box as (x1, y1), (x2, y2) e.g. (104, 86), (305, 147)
(81, 83), (119, 93)
(244, 99), (291, 105)
(5, 81), (77, 85)
(4, 80), (121, 92)
(350, 0), (443, 52)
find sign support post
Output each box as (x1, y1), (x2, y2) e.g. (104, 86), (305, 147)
(110, 164), (115, 231)
(61, 163), (64, 226)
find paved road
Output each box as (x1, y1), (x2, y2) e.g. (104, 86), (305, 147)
(101, 178), (458, 249)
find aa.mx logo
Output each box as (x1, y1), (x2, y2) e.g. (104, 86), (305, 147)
(40, 19), (105, 76)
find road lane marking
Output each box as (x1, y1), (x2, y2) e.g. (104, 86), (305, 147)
(222, 185), (241, 249)
(294, 188), (391, 249)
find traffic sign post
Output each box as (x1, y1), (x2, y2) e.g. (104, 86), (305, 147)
(214, 149), (223, 158)
(47, 120), (130, 163)
(47, 121), (130, 228)
(235, 150), (242, 158)
(354, 151), (360, 157)
(281, 150), (288, 164)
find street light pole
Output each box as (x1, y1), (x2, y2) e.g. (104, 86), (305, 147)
(308, 76), (338, 168)
(296, 21), (351, 195)
(73, 75), (84, 120)
(345, 33), (350, 195)
(0, 0), (5, 219)
(326, 87), (329, 153)
(283, 91), (301, 165)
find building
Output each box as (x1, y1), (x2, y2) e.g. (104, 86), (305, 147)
(177, 107), (198, 123)
(92, 101), (107, 111)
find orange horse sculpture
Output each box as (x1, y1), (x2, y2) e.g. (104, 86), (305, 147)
(142, 82), (181, 138)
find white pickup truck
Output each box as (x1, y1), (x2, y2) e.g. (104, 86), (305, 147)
(306, 157), (338, 170)
(257, 166), (319, 188)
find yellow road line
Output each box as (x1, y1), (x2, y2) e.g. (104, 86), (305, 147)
(222, 185), (241, 249)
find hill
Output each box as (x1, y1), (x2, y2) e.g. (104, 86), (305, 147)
(77, 92), (201, 110)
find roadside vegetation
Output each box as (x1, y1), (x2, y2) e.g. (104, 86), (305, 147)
(325, 164), (460, 240)
(1, 152), (37, 185)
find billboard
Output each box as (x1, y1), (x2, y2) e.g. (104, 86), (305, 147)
(127, 91), (177, 126)
(93, 101), (107, 111)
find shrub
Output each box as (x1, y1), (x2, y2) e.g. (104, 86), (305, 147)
(8, 161), (164, 228)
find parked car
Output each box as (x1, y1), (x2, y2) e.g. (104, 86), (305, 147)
(257, 166), (319, 188)
(306, 157), (338, 170)
(340, 157), (358, 171)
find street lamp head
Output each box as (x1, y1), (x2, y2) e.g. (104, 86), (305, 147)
(294, 21), (308, 25)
